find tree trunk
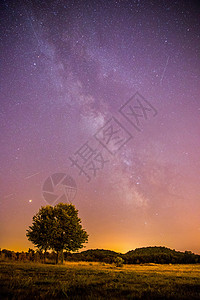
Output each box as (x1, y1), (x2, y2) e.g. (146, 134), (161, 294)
(44, 249), (47, 264)
(56, 251), (59, 264)
(61, 249), (64, 264)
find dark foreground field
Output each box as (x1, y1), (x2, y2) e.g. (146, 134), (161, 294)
(1, 262), (200, 299)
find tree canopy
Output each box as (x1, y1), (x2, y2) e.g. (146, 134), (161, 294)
(26, 203), (88, 263)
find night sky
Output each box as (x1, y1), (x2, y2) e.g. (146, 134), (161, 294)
(1, 0), (200, 254)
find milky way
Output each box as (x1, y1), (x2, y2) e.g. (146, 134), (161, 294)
(1, 0), (200, 253)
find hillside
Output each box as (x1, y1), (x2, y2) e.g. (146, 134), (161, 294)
(65, 246), (200, 264)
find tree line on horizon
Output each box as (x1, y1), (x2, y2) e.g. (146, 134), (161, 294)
(1, 247), (200, 265)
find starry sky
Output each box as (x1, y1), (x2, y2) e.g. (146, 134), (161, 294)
(1, 0), (200, 254)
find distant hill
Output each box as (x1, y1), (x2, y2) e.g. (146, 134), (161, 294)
(64, 246), (200, 264)
(65, 249), (121, 264)
(124, 246), (200, 264)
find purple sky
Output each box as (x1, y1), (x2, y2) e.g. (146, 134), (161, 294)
(1, 0), (200, 253)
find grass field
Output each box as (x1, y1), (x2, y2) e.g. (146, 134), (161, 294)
(1, 261), (200, 299)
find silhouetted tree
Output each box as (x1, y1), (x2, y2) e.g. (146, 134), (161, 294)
(26, 203), (88, 264)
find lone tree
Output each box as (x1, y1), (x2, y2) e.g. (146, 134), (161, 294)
(26, 203), (88, 264)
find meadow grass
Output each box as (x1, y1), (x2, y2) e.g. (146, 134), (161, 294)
(1, 261), (200, 299)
